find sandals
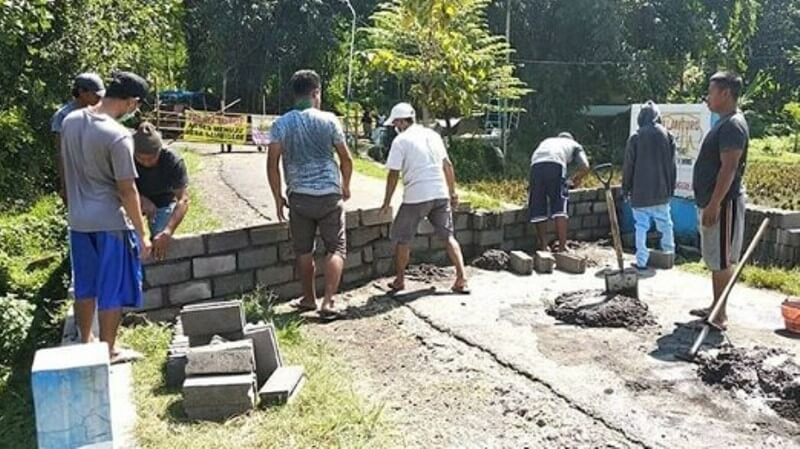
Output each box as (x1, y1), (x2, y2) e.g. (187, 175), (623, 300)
(317, 308), (346, 321)
(289, 298), (317, 312)
(689, 307), (711, 318)
(451, 282), (471, 295)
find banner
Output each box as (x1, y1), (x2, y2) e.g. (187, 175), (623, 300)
(629, 104), (712, 199)
(183, 111), (247, 144)
(251, 114), (273, 146)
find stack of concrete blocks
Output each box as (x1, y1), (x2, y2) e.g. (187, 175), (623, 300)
(744, 206), (800, 268)
(31, 343), (114, 449)
(534, 251), (556, 274)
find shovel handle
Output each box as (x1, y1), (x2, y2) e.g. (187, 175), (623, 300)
(592, 163), (614, 190)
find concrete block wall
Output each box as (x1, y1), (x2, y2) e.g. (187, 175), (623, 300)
(743, 206), (800, 268)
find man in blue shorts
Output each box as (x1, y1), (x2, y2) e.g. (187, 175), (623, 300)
(60, 72), (152, 361)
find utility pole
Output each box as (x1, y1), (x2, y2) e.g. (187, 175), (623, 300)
(343, 0), (357, 151)
(501, 0), (512, 160)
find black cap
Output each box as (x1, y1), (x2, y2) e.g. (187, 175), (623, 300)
(105, 72), (149, 100)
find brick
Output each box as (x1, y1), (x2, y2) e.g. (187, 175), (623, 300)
(244, 323), (283, 388)
(362, 246), (374, 263)
(501, 210), (518, 225)
(505, 224), (525, 239)
(165, 235), (205, 260)
(472, 213), (488, 230)
(165, 353), (187, 389)
(417, 219), (435, 235)
(777, 229), (800, 246)
(772, 212), (800, 228)
(238, 247), (278, 270)
(343, 265), (373, 285)
(181, 300), (245, 336)
(193, 254), (236, 278)
(554, 252), (587, 274)
(213, 272), (255, 297)
(169, 280), (212, 305)
(256, 265), (295, 286)
(361, 207), (393, 226)
(259, 366), (306, 406)
(534, 251), (556, 274)
(454, 212), (470, 231)
(207, 230), (249, 254)
(568, 219), (582, 231)
(509, 251), (534, 275)
(186, 340), (255, 376)
(182, 373), (256, 409)
(349, 226), (382, 247)
(411, 236), (430, 251)
(477, 229), (504, 246)
(145, 261), (191, 287)
(344, 251), (363, 269)
(278, 242), (295, 261)
(456, 230), (474, 245)
(373, 240), (394, 258)
(516, 208), (531, 223)
(249, 224), (289, 245)
(647, 250), (674, 269)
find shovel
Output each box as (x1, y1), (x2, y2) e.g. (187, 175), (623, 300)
(675, 217), (771, 362)
(592, 163), (639, 298)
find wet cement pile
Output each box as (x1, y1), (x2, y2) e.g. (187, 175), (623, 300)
(697, 346), (800, 423)
(405, 264), (453, 283)
(471, 250), (510, 271)
(545, 289), (657, 330)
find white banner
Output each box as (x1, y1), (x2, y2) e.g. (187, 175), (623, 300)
(629, 104), (712, 199)
(251, 114), (274, 146)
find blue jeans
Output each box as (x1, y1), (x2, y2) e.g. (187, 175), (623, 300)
(149, 203), (176, 236)
(632, 203), (675, 267)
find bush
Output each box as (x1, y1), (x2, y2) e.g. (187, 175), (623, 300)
(0, 294), (35, 367)
(448, 138), (504, 183)
(0, 107), (48, 207)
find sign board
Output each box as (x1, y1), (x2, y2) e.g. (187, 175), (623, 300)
(629, 104), (712, 199)
(183, 111), (247, 144)
(251, 115), (273, 146)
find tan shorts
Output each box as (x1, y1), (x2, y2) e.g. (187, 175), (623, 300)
(390, 199), (453, 244)
(699, 195), (745, 272)
(288, 193), (346, 258)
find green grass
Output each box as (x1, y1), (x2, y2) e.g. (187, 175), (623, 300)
(749, 135), (800, 163)
(173, 148), (222, 235)
(677, 259), (800, 297)
(120, 301), (392, 449)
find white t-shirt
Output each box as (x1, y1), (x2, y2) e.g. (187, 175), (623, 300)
(386, 124), (450, 204)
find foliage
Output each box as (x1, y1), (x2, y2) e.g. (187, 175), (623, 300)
(447, 138), (505, 183)
(241, 286), (279, 324)
(0, 295), (35, 368)
(172, 148), (222, 235)
(0, 108), (39, 206)
(745, 161), (800, 211)
(364, 0), (530, 122)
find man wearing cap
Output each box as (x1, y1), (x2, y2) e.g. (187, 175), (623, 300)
(528, 132), (590, 252)
(133, 122), (190, 261)
(267, 69), (353, 319)
(60, 72), (151, 362)
(380, 103), (469, 294)
(52, 73), (106, 200)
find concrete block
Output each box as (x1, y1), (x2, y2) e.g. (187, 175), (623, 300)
(182, 373), (256, 410)
(256, 265), (295, 286)
(344, 265), (373, 285)
(575, 203), (592, 216)
(145, 261), (191, 287)
(373, 240), (394, 258)
(165, 235), (205, 261)
(534, 251), (556, 274)
(509, 251), (534, 275)
(207, 229), (249, 254)
(568, 218), (582, 231)
(345, 210), (361, 229)
(249, 224), (289, 245)
(184, 403), (254, 422)
(362, 246), (374, 263)
(505, 224), (525, 239)
(238, 247), (278, 270)
(501, 210), (518, 225)
(213, 272), (255, 297)
(772, 212), (800, 228)
(594, 201), (609, 214)
(417, 219), (435, 235)
(244, 322), (283, 388)
(361, 207), (393, 226)
(193, 254), (236, 278)
(454, 212), (470, 231)
(31, 343), (112, 449)
(375, 258), (395, 277)
(181, 300), (245, 337)
(349, 226), (382, 247)
(344, 251), (363, 270)
(477, 229), (504, 247)
(472, 213), (488, 230)
(411, 236), (431, 251)
(188, 331), (245, 347)
(456, 230), (474, 245)
(166, 353), (187, 389)
(567, 204), (576, 217)
(169, 280), (212, 305)
(582, 215), (600, 228)
(141, 287), (164, 310)
(647, 250), (674, 269)
(554, 252), (587, 274)
(777, 228), (800, 247)
(278, 242), (295, 261)
(430, 236), (449, 250)
(575, 230), (593, 241)
(259, 366), (306, 406)
(186, 340), (255, 376)
(273, 281), (304, 300)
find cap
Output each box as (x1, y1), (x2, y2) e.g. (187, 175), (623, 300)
(105, 72), (149, 100)
(384, 102), (416, 126)
(73, 73), (106, 97)
(557, 132), (574, 140)
(133, 122), (163, 155)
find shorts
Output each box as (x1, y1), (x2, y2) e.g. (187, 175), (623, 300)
(699, 195), (745, 272)
(391, 199), (453, 244)
(529, 162), (569, 223)
(149, 202), (176, 235)
(288, 193), (346, 258)
(70, 230), (143, 310)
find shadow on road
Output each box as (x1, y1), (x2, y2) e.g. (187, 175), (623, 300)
(650, 321), (726, 362)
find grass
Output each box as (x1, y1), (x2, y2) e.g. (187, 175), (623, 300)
(173, 147), (222, 235)
(677, 259), (800, 297)
(120, 292), (392, 449)
(749, 135), (800, 163)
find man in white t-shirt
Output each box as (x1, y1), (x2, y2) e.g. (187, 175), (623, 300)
(380, 103), (469, 294)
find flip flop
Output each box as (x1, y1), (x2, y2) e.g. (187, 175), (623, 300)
(689, 307), (711, 318)
(110, 348), (143, 365)
(289, 299), (317, 312)
(386, 281), (405, 294)
(317, 308), (345, 321)
(451, 285), (471, 295)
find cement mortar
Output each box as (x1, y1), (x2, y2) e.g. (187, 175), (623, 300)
(404, 264), (453, 283)
(471, 250), (510, 271)
(546, 289), (657, 330)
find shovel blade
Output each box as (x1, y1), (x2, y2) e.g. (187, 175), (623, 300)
(605, 267), (639, 298)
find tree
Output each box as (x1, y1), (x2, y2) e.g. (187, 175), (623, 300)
(363, 0), (529, 124)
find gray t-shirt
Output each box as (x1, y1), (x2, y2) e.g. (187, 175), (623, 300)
(51, 100), (79, 133)
(692, 111), (749, 208)
(61, 109), (138, 232)
(269, 108), (345, 196)
(530, 137), (590, 176)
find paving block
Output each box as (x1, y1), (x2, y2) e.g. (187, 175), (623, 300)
(31, 343), (113, 449)
(165, 235), (205, 261)
(259, 366), (306, 407)
(183, 374), (256, 420)
(165, 353), (187, 389)
(244, 322), (283, 388)
(207, 229), (249, 254)
(534, 251), (556, 274)
(186, 340), (255, 376)
(181, 300), (245, 337)
(647, 250), (674, 269)
(554, 252), (587, 274)
(509, 251), (534, 275)
(213, 271), (255, 297)
(169, 280), (212, 305)
(477, 229), (504, 247)
(345, 210), (361, 229)
(141, 287), (164, 311)
(145, 260), (192, 287)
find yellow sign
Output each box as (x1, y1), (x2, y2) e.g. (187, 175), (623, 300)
(183, 111), (247, 144)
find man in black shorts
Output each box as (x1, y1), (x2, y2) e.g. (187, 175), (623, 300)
(691, 71), (749, 331)
(528, 132), (590, 252)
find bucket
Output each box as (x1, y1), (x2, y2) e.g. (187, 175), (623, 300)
(781, 299), (800, 334)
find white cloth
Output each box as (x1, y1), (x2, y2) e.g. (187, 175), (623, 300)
(386, 124), (450, 204)
(530, 137), (589, 176)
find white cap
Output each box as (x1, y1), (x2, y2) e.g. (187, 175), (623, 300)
(384, 102), (416, 126)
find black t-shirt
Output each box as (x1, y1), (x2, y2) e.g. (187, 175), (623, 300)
(692, 112), (749, 208)
(135, 149), (189, 208)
